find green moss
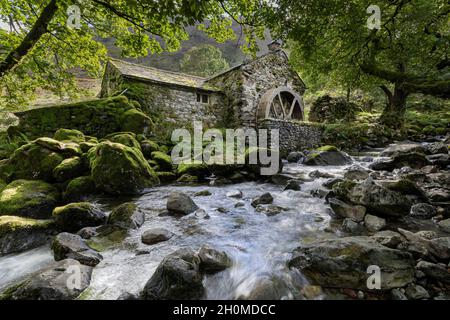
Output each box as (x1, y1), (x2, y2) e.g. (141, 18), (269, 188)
(54, 129), (85, 143)
(316, 145), (338, 152)
(156, 171), (177, 183)
(0, 281), (26, 300)
(120, 109), (153, 135)
(151, 151), (173, 171)
(86, 226), (127, 252)
(176, 162), (209, 178)
(108, 202), (137, 225)
(0, 179), (6, 192)
(63, 176), (96, 202)
(140, 140), (159, 158)
(102, 132), (141, 149)
(0, 215), (53, 238)
(177, 174), (199, 183)
(53, 156), (85, 182)
(0, 179), (59, 219)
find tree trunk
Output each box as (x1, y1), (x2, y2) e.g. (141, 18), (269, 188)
(0, 0), (58, 78)
(378, 83), (409, 128)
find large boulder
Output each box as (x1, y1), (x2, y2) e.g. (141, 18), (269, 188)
(103, 132), (141, 149)
(52, 202), (106, 233)
(63, 176), (96, 202)
(150, 151), (173, 171)
(52, 232), (103, 267)
(198, 246), (232, 274)
(108, 202), (145, 230)
(166, 192), (198, 215)
(333, 179), (413, 217)
(142, 248), (204, 300)
(288, 237), (415, 290)
(416, 261), (450, 284)
(53, 156), (86, 182)
(304, 147), (352, 166)
(0, 259), (92, 300)
(328, 198), (366, 222)
(88, 141), (159, 195)
(380, 144), (426, 157)
(120, 108), (153, 134)
(54, 129), (85, 144)
(0, 179), (59, 219)
(0, 216), (53, 255)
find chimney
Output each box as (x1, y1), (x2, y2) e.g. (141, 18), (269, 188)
(268, 39), (282, 52)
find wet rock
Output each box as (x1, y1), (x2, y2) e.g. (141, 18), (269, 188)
(85, 225), (127, 252)
(226, 190), (243, 198)
(370, 152), (430, 171)
(333, 179), (412, 217)
(216, 207), (229, 213)
(429, 237), (450, 260)
(329, 198), (366, 222)
(142, 248), (203, 300)
(141, 228), (174, 245)
(410, 203), (437, 219)
(405, 284), (429, 300)
(310, 188), (330, 199)
(416, 261), (450, 284)
(421, 165), (439, 174)
(198, 246), (232, 274)
(323, 178), (343, 189)
(426, 142), (448, 155)
(0, 179), (59, 219)
(194, 190), (211, 197)
(287, 151), (304, 163)
(288, 237), (415, 290)
(251, 193), (273, 207)
(344, 165), (370, 181)
(438, 219), (450, 233)
(240, 274), (292, 300)
(284, 180), (302, 191)
(342, 218), (364, 234)
(176, 174), (198, 184)
(364, 214), (386, 233)
(396, 228), (430, 259)
(427, 154), (450, 168)
(255, 205), (286, 216)
(167, 192), (199, 215)
(380, 144), (426, 157)
(304, 148), (352, 166)
(77, 226), (98, 239)
(108, 202), (145, 230)
(391, 288), (408, 300)
(0, 259), (92, 300)
(415, 230), (437, 240)
(309, 170), (335, 179)
(53, 202), (106, 233)
(0, 216), (53, 255)
(52, 232), (103, 267)
(88, 141), (159, 195)
(270, 173), (299, 185)
(117, 292), (140, 300)
(371, 230), (405, 248)
(234, 201), (245, 208)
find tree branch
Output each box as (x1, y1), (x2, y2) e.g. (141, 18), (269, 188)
(0, 0), (58, 77)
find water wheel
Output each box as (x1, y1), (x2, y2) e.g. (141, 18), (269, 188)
(257, 87), (304, 121)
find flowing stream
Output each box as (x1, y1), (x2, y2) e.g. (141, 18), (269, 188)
(0, 152), (381, 299)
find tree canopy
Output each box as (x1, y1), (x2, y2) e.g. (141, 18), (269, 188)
(180, 44), (230, 77)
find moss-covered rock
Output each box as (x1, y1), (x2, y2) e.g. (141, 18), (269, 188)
(34, 137), (81, 157)
(85, 225), (127, 252)
(53, 157), (86, 182)
(79, 141), (97, 153)
(177, 174), (199, 184)
(0, 160), (13, 183)
(0, 179), (6, 192)
(0, 180), (59, 219)
(0, 215), (54, 255)
(176, 163), (210, 178)
(54, 129), (85, 144)
(108, 202), (145, 229)
(120, 108), (153, 134)
(316, 145), (338, 152)
(103, 132), (141, 150)
(151, 151), (173, 171)
(140, 140), (159, 158)
(63, 176), (96, 202)
(53, 202), (106, 233)
(156, 171), (177, 183)
(88, 141), (159, 195)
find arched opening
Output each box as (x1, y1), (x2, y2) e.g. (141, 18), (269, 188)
(257, 87), (304, 121)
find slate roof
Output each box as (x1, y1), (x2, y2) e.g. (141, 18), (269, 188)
(109, 59), (220, 92)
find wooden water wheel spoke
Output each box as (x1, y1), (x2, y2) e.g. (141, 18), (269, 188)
(257, 86), (304, 122)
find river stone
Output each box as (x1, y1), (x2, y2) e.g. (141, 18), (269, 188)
(198, 246), (232, 274)
(195, 190), (211, 197)
(0, 216), (53, 255)
(52, 232), (103, 267)
(0, 179), (59, 219)
(284, 180), (302, 191)
(371, 230), (404, 248)
(77, 226), (98, 239)
(309, 170), (335, 179)
(323, 178), (343, 189)
(426, 142), (448, 155)
(410, 203), (437, 219)
(108, 202), (145, 230)
(438, 219), (450, 233)
(333, 179), (412, 217)
(415, 230), (437, 240)
(287, 151), (304, 163)
(53, 202), (106, 233)
(342, 218), (364, 234)
(288, 237), (415, 290)
(364, 214), (386, 233)
(270, 173), (299, 185)
(226, 190), (243, 198)
(391, 288), (408, 300)
(239, 274), (292, 300)
(141, 228), (173, 245)
(429, 237), (450, 260)
(370, 152), (430, 171)
(380, 144), (426, 157)
(344, 165), (370, 181)
(416, 261), (450, 284)
(167, 192), (199, 215)
(142, 248), (203, 300)
(405, 284), (429, 300)
(0, 259), (92, 300)
(303, 150), (352, 166)
(251, 193), (273, 207)
(255, 205), (286, 216)
(88, 141), (159, 195)
(329, 198), (366, 222)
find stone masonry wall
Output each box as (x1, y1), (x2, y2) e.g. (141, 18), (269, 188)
(258, 119), (323, 156)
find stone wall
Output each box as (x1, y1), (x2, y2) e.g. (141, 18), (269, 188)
(8, 96), (136, 139)
(258, 119), (324, 156)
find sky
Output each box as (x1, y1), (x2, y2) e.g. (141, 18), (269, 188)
(0, 20), (8, 30)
